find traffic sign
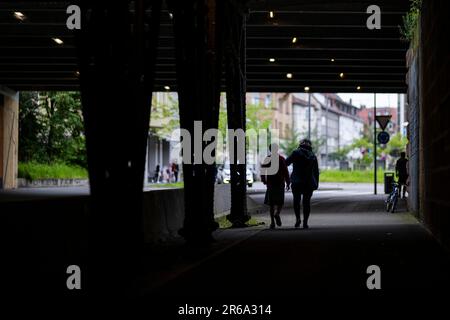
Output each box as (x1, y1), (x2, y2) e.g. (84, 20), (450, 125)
(377, 131), (390, 144)
(375, 115), (392, 131)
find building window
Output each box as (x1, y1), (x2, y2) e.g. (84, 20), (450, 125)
(265, 94), (271, 107)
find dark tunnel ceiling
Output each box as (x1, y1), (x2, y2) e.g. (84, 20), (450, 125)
(0, 0), (410, 93)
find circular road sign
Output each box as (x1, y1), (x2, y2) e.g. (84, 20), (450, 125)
(377, 131), (390, 145)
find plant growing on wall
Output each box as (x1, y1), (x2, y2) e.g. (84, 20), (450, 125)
(399, 0), (422, 45)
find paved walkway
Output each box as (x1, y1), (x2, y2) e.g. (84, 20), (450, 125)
(143, 187), (450, 301)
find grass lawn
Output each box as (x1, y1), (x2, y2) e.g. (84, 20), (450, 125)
(150, 181), (184, 188)
(320, 169), (388, 183)
(18, 162), (88, 181)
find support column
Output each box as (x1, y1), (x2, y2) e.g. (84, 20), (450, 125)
(169, 0), (222, 243)
(374, 93), (377, 195)
(222, 0), (250, 226)
(76, 0), (161, 296)
(0, 87), (19, 190)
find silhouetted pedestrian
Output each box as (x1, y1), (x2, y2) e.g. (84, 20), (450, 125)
(261, 144), (290, 229)
(286, 139), (319, 229)
(154, 164), (160, 183)
(172, 162), (179, 182)
(395, 151), (409, 199)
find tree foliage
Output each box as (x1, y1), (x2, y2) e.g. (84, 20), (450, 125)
(400, 0), (422, 44)
(245, 101), (273, 133)
(150, 93), (179, 139)
(280, 128), (324, 157)
(19, 91), (86, 167)
(383, 132), (408, 158)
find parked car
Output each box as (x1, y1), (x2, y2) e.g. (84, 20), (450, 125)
(216, 165), (224, 184)
(217, 163), (253, 187)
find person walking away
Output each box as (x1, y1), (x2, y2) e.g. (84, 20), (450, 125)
(395, 151), (409, 199)
(154, 164), (160, 183)
(286, 139), (319, 229)
(164, 166), (171, 183)
(261, 145), (290, 229)
(172, 162), (179, 182)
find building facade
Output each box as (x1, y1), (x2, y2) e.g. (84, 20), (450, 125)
(246, 92), (364, 169)
(358, 105), (399, 134)
(291, 93), (364, 168)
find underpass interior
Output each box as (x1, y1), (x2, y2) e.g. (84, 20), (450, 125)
(148, 190), (450, 297)
(1, 0), (450, 309)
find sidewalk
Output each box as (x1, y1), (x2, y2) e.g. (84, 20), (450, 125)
(141, 191), (450, 299)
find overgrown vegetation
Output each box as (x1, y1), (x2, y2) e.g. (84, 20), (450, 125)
(18, 162), (88, 181)
(215, 215), (262, 228)
(400, 0), (422, 44)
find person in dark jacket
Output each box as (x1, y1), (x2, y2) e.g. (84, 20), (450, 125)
(285, 139), (319, 229)
(395, 151), (408, 199)
(261, 145), (291, 229)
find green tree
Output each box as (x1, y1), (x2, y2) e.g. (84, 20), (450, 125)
(384, 132), (408, 158)
(218, 98), (273, 159)
(19, 91), (86, 167)
(328, 144), (353, 162)
(150, 93), (179, 139)
(280, 129), (324, 156)
(246, 101), (273, 133)
(19, 91), (45, 162)
(351, 136), (373, 167)
(280, 129), (301, 156)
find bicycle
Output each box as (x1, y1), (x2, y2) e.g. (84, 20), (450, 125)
(385, 181), (399, 213)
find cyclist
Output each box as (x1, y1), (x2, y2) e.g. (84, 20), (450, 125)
(395, 151), (408, 199)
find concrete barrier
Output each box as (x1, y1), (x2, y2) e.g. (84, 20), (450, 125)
(142, 188), (185, 243)
(18, 178), (89, 188)
(2, 184), (256, 244)
(214, 184), (231, 215)
(142, 184), (233, 242)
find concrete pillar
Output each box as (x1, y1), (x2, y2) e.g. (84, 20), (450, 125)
(168, 0), (222, 243)
(222, 0), (250, 227)
(0, 87), (19, 190)
(76, 0), (162, 296)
